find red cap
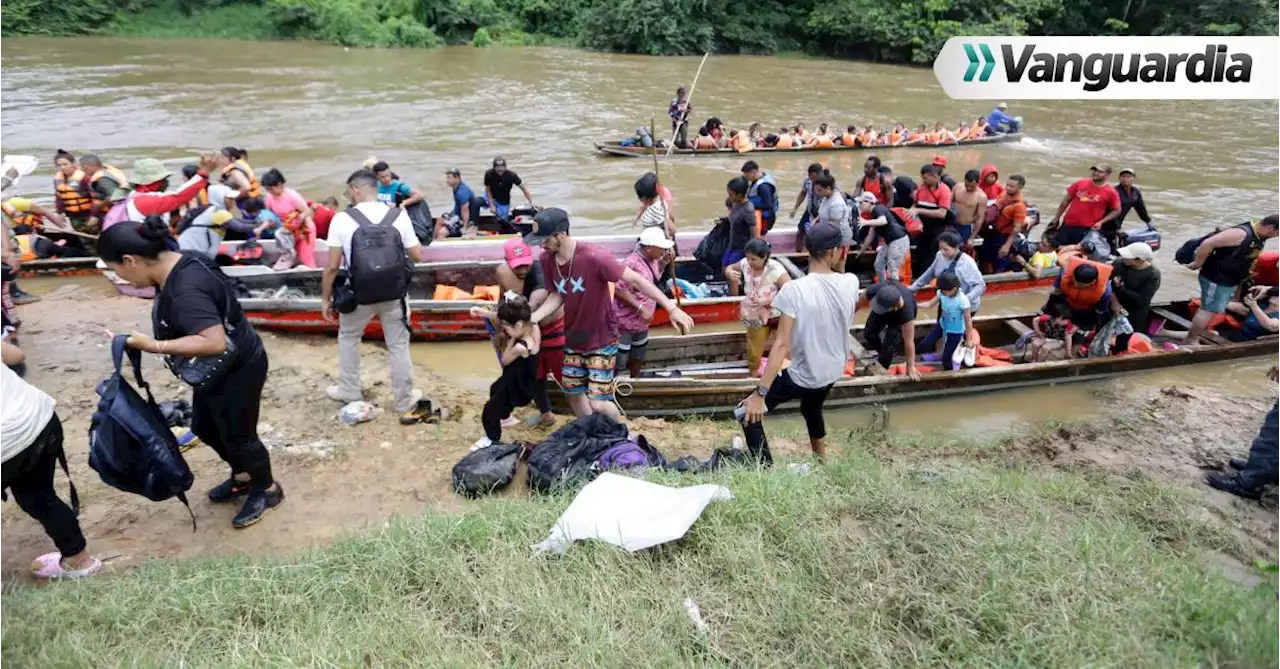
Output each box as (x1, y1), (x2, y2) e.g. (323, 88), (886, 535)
(503, 238), (534, 268)
(932, 155), (948, 167)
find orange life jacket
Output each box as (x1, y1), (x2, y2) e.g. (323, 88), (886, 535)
(188, 188), (210, 210)
(906, 132), (926, 143)
(971, 122), (987, 136)
(732, 134), (752, 153)
(86, 166), (129, 210)
(222, 160), (262, 198)
(54, 169), (92, 214)
(775, 135), (794, 149)
(1253, 250), (1279, 285)
(955, 127), (971, 141)
(1060, 257), (1113, 311)
(841, 133), (856, 146)
(814, 136), (835, 149)
(2, 200), (44, 234)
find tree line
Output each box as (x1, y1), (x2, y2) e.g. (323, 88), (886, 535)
(4, 0), (1276, 63)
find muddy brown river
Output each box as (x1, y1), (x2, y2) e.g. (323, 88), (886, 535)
(3, 36), (1277, 432)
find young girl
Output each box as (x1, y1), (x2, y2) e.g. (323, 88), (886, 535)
(921, 272), (974, 370)
(261, 168), (316, 267)
(1030, 303), (1077, 361)
(472, 296), (542, 451)
(726, 238), (791, 376)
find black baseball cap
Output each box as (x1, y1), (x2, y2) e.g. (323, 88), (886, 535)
(806, 222), (843, 253)
(524, 207), (571, 245)
(493, 157), (506, 167)
(870, 284), (904, 314)
(445, 167), (461, 177)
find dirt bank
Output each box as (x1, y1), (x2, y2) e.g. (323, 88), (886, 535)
(2, 283), (1275, 577)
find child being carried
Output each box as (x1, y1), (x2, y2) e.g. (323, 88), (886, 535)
(469, 296), (545, 452)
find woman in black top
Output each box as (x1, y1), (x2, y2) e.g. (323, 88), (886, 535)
(97, 218), (282, 528)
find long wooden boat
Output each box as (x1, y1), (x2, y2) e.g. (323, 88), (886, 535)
(17, 256), (100, 278)
(594, 133), (1024, 158)
(239, 244), (1061, 341)
(550, 300), (1276, 418)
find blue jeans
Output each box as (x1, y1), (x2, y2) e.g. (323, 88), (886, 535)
(1198, 276), (1236, 313)
(980, 232), (1011, 272)
(481, 196), (511, 219)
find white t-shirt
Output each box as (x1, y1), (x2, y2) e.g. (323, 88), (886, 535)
(326, 201), (421, 269)
(2, 363), (56, 463)
(638, 200), (668, 229)
(771, 271), (860, 389)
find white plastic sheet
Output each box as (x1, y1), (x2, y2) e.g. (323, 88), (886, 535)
(532, 473), (733, 554)
(1, 155), (39, 192)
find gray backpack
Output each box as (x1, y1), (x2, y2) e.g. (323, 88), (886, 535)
(346, 207), (412, 305)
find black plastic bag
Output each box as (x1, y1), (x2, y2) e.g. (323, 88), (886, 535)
(158, 399), (192, 428)
(403, 200), (434, 246)
(527, 414), (629, 492)
(451, 443), (522, 497)
(693, 219), (730, 271)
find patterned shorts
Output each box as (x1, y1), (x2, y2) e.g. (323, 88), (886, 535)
(562, 343), (619, 401)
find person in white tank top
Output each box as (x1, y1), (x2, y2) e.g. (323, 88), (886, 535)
(1, 341), (101, 580)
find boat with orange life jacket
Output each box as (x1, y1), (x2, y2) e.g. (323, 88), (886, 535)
(568, 300), (1275, 419)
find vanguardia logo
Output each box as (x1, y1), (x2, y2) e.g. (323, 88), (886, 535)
(935, 37), (1277, 100)
(963, 43), (996, 82)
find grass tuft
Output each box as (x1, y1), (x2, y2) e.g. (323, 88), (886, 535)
(2, 449), (1276, 667)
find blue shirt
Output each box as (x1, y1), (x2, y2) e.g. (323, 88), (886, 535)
(452, 181), (476, 216)
(988, 108), (1015, 127)
(377, 180), (413, 206)
(939, 292), (971, 334)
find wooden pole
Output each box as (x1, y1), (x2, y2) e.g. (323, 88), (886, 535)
(648, 117), (682, 308)
(664, 52), (710, 158)
(40, 225), (98, 241)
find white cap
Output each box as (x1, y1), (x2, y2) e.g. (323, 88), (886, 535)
(1118, 242), (1154, 262)
(638, 226), (675, 249)
(996, 102), (1008, 109)
(855, 192), (878, 205)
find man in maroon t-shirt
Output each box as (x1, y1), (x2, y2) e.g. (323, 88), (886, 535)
(1049, 163), (1122, 248)
(527, 208), (694, 419)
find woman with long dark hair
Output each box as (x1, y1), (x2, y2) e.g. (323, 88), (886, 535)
(96, 218), (282, 528)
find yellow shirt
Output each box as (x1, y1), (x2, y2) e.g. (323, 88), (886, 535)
(3, 197), (34, 216)
(1029, 251), (1058, 269)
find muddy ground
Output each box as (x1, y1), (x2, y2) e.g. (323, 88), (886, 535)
(2, 283), (1276, 578)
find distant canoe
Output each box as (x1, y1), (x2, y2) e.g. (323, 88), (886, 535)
(594, 133), (1024, 157)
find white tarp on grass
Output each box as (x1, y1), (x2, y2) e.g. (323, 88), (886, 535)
(533, 472), (733, 554)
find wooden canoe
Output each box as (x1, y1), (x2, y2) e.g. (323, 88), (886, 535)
(548, 300), (1277, 418)
(17, 256), (100, 278)
(239, 245), (1060, 341)
(594, 133), (1023, 157)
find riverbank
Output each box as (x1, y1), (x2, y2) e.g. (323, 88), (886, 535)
(6, 0), (1275, 61)
(1, 283), (1277, 666)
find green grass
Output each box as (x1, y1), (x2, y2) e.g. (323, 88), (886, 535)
(106, 2), (279, 41)
(2, 444), (1276, 667)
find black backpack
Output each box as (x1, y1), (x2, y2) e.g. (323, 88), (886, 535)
(1175, 227), (1222, 265)
(88, 335), (196, 528)
(347, 206), (412, 305)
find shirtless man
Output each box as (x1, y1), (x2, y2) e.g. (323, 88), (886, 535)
(951, 169), (987, 244)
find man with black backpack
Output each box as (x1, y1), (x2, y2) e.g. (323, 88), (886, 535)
(321, 169), (426, 424)
(1182, 214), (1279, 344)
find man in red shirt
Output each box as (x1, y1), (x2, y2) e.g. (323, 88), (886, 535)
(527, 208), (694, 420)
(909, 164), (954, 278)
(1049, 163), (1122, 248)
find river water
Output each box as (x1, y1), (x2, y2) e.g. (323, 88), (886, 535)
(3, 37), (1277, 434)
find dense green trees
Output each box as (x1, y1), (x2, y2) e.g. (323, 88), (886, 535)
(3, 0), (1276, 61)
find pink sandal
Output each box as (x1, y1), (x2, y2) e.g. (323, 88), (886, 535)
(30, 552), (102, 580)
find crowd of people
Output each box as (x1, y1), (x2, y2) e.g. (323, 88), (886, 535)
(2, 137), (1278, 582)
(661, 87), (1021, 152)
(0, 150), (539, 274)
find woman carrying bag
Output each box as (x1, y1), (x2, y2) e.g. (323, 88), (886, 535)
(97, 216), (283, 528)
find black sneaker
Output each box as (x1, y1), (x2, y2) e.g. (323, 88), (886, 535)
(1229, 458), (1249, 471)
(232, 484), (285, 528)
(207, 477), (252, 503)
(1204, 472), (1263, 500)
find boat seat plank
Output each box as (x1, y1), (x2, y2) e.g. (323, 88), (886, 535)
(850, 337), (887, 376)
(1004, 319), (1033, 337)
(1151, 307), (1228, 345)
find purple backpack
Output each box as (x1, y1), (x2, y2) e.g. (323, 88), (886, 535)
(597, 436), (663, 471)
